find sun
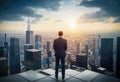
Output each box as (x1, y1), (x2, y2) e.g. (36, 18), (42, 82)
(68, 20), (77, 29)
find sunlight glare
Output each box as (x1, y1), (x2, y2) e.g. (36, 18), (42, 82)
(68, 20), (76, 29)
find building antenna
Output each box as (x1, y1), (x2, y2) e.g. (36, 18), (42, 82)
(27, 19), (30, 31)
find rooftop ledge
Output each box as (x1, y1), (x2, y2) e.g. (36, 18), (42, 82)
(0, 69), (120, 82)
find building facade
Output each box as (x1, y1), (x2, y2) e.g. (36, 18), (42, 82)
(101, 38), (113, 71)
(26, 49), (41, 70)
(10, 38), (21, 74)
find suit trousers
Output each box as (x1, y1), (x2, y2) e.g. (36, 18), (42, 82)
(55, 56), (65, 79)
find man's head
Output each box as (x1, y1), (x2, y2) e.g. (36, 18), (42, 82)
(58, 31), (63, 36)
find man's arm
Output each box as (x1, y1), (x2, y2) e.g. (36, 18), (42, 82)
(53, 40), (56, 50)
(65, 40), (67, 51)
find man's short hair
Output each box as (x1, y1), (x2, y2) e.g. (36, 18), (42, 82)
(58, 31), (63, 36)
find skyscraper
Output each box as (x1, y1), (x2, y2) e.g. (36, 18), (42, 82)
(116, 37), (120, 77)
(93, 38), (98, 56)
(76, 43), (80, 54)
(35, 42), (41, 50)
(85, 44), (89, 54)
(24, 44), (33, 69)
(46, 41), (51, 68)
(47, 41), (50, 54)
(98, 35), (101, 55)
(0, 57), (8, 77)
(26, 20), (33, 44)
(92, 37), (100, 67)
(0, 46), (4, 57)
(101, 38), (113, 71)
(67, 52), (72, 68)
(4, 33), (8, 58)
(35, 35), (42, 50)
(10, 38), (21, 74)
(35, 35), (41, 42)
(26, 49), (41, 70)
(4, 42), (8, 58)
(76, 54), (88, 69)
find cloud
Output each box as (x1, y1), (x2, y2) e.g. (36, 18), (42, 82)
(55, 19), (62, 22)
(43, 18), (50, 21)
(80, 0), (120, 23)
(77, 11), (116, 23)
(113, 18), (120, 23)
(0, 0), (61, 21)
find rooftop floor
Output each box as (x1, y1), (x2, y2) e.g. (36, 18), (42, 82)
(0, 69), (120, 82)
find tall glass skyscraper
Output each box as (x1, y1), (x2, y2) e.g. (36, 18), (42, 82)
(4, 33), (8, 58)
(26, 31), (33, 44)
(101, 38), (113, 71)
(116, 37), (120, 77)
(35, 35), (41, 42)
(35, 35), (42, 50)
(4, 42), (8, 58)
(10, 38), (21, 74)
(47, 41), (50, 54)
(26, 20), (33, 44)
(76, 43), (80, 54)
(0, 46), (4, 57)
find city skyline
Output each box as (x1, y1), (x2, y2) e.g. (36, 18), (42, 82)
(0, 0), (120, 34)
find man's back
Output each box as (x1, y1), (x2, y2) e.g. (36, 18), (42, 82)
(53, 37), (67, 57)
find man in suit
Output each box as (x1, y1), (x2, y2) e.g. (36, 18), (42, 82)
(53, 31), (67, 80)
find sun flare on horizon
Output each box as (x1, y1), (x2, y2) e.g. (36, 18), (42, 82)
(68, 20), (77, 29)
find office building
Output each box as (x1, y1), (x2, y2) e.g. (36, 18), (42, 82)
(35, 42), (41, 50)
(47, 51), (52, 68)
(116, 37), (120, 77)
(4, 42), (8, 58)
(26, 20), (33, 44)
(85, 44), (89, 54)
(35, 35), (42, 50)
(0, 46), (4, 57)
(92, 39), (99, 56)
(98, 35), (101, 55)
(43, 44), (46, 50)
(47, 41), (50, 54)
(101, 38), (113, 71)
(46, 41), (51, 68)
(67, 52), (72, 68)
(76, 43), (80, 54)
(76, 54), (88, 69)
(10, 38), (21, 74)
(26, 31), (33, 44)
(0, 57), (8, 77)
(24, 44), (33, 69)
(4, 33), (8, 58)
(35, 35), (41, 42)
(26, 49), (41, 70)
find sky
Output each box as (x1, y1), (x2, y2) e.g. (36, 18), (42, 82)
(0, 0), (120, 34)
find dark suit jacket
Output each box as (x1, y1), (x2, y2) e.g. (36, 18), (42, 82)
(53, 37), (67, 58)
